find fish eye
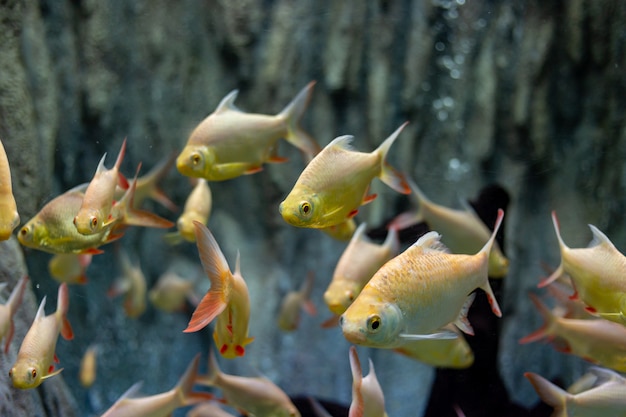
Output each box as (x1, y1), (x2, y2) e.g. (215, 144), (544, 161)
(90, 216), (99, 230)
(19, 227), (28, 236)
(30, 369), (37, 379)
(338, 315), (344, 327)
(8, 369), (12, 378)
(347, 291), (355, 302)
(366, 315), (381, 332)
(299, 201), (312, 217)
(190, 152), (202, 166)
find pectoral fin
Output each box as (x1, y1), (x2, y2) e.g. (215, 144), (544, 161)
(454, 293), (476, 335)
(41, 367), (64, 380)
(398, 330), (459, 340)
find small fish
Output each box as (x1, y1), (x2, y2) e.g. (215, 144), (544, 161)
(79, 344), (98, 388)
(186, 402), (238, 417)
(10, 283), (73, 389)
(183, 222), (254, 359)
(389, 179), (509, 277)
(148, 271), (197, 313)
(348, 346), (388, 417)
(164, 178), (212, 244)
(48, 253), (93, 285)
(525, 368), (626, 417)
(540, 211), (626, 325)
(196, 351), (301, 417)
(393, 325), (474, 369)
(176, 82), (320, 181)
(277, 271), (316, 332)
(279, 123), (411, 229)
(0, 275), (28, 353)
(519, 293), (626, 372)
(101, 353), (212, 417)
(320, 218), (357, 241)
(340, 209), (504, 348)
(324, 223), (398, 316)
(109, 249), (147, 319)
(74, 139), (129, 235)
(130, 153), (177, 211)
(0, 138), (19, 240)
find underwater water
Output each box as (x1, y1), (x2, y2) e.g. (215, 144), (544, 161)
(1, 0), (626, 416)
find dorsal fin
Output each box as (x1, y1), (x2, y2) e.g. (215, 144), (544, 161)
(35, 296), (47, 320)
(587, 224), (615, 249)
(326, 135), (355, 152)
(214, 90), (241, 114)
(411, 231), (450, 253)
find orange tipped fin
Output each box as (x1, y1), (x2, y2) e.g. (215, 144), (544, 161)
(244, 166), (263, 175)
(184, 291), (227, 333)
(57, 283), (74, 341)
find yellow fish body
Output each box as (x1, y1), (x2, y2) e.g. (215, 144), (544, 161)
(10, 283), (73, 389)
(183, 222), (253, 358)
(340, 209), (505, 348)
(348, 346), (388, 417)
(109, 249), (147, 318)
(392, 325), (474, 369)
(540, 211), (626, 325)
(0, 275), (28, 353)
(277, 271), (316, 332)
(279, 123), (411, 229)
(165, 178), (212, 244)
(148, 271), (196, 313)
(176, 82), (319, 181)
(79, 344), (98, 388)
(324, 223), (398, 316)
(0, 138), (19, 240)
(48, 253), (92, 285)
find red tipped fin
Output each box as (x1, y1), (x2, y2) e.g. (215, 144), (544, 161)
(347, 209), (359, 219)
(54, 353), (59, 364)
(184, 292), (227, 333)
(4, 321), (14, 353)
(235, 345), (245, 357)
(244, 166), (263, 175)
(267, 156), (289, 163)
(117, 172), (129, 190)
(362, 193), (377, 204)
(81, 248), (105, 255)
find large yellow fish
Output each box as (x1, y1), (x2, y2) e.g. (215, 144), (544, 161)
(324, 223), (398, 316)
(340, 209), (505, 348)
(196, 351), (301, 417)
(48, 253), (92, 285)
(277, 271), (316, 332)
(390, 179), (509, 277)
(183, 222), (254, 359)
(148, 271), (197, 313)
(348, 346), (388, 417)
(10, 283), (73, 389)
(164, 178), (212, 244)
(0, 275), (28, 353)
(540, 211), (626, 325)
(393, 325), (474, 369)
(176, 82), (320, 181)
(109, 249), (147, 318)
(279, 123), (411, 229)
(0, 138), (19, 240)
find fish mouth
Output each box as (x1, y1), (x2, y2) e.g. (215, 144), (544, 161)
(339, 317), (366, 344)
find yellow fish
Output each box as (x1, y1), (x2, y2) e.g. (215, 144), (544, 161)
(176, 82), (320, 181)
(0, 275), (28, 353)
(148, 271), (197, 313)
(74, 139), (129, 235)
(79, 344), (98, 388)
(320, 218), (357, 241)
(340, 209), (505, 348)
(324, 223), (398, 316)
(10, 283), (73, 389)
(164, 178), (212, 244)
(392, 325), (474, 369)
(101, 354), (212, 417)
(183, 222), (254, 358)
(279, 123), (411, 229)
(540, 211), (626, 325)
(348, 346), (388, 417)
(0, 138), (19, 240)
(390, 179), (509, 277)
(48, 253), (92, 285)
(109, 249), (147, 319)
(277, 271), (316, 332)
(520, 293), (626, 372)
(196, 351), (301, 417)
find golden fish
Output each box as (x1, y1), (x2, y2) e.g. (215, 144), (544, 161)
(320, 218), (357, 241)
(109, 249), (147, 318)
(48, 253), (92, 285)
(279, 123), (411, 229)
(520, 293), (626, 372)
(0, 138), (19, 240)
(348, 346), (388, 417)
(101, 354), (212, 417)
(196, 351), (301, 417)
(79, 344), (98, 388)
(148, 271), (197, 313)
(277, 271), (316, 332)
(340, 209), (505, 348)
(0, 275), (28, 353)
(176, 82), (320, 181)
(390, 179), (508, 277)
(10, 283), (73, 389)
(393, 325), (474, 369)
(324, 223), (398, 316)
(183, 222), (253, 358)
(164, 178), (212, 244)
(540, 211), (626, 325)
(74, 139), (129, 235)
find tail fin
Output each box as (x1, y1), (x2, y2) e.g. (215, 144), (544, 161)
(375, 123), (410, 195)
(477, 208), (505, 317)
(539, 211), (566, 288)
(175, 353), (214, 406)
(519, 293), (556, 344)
(56, 283), (74, 341)
(524, 372), (568, 416)
(280, 81), (321, 161)
(137, 152), (178, 212)
(196, 350), (221, 387)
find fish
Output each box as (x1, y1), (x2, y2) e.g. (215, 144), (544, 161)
(130, 152), (177, 211)
(389, 179), (509, 277)
(324, 223), (398, 316)
(0, 275), (28, 353)
(74, 138), (129, 235)
(196, 351), (301, 417)
(164, 178), (212, 244)
(148, 271), (197, 313)
(348, 346), (388, 417)
(392, 325), (474, 369)
(525, 368), (626, 417)
(176, 82), (320, 181)
(109, 249), (147, 318)
(519, 293), (626, 372)
(183, 221), (254, 359)
(340, 209), (505, 348)
(320, 218), (357, 241)
(186, 402), (238, 417)
(48, 253), (93, 285)
(101, 353), (213, 417)
(277, 271), (316, 332)
(9, 283), (73, 389)
(539, 211), (626, 325)
(279, 123), (411, 229)
(79, 344), (98, 388)
(0, 138), (19, 240)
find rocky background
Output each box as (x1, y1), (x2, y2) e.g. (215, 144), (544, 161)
(0, 0), (625, 416)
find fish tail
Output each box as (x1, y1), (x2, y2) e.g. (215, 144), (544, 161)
(477, 208), (505, 317)
(375, 122), (411, 195)
(144, 152), (178, 211)
(524, 372), (568, 415)
(538, 211), (566, 288)
(56, 283), (74, 341)
(519, 293), (555, 344)
(280, 81), (321, 161)
(176, 354), (214, 406)
(198, 350), (221, 386)
(383, 222), (400, 256)
(348, 346), (364, 417)
(183, 222), (230, 333)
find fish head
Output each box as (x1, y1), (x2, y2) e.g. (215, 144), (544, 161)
(340, 300), (403, 348)
(73, 208), (105, 235)
(177, 215), (198, 242)
(0, 205), (19, 240)
(176, 145), (214, 179)
(17, 218), (47, 249)
(279, 186), (322, 228)
(9, 359), (43, 389)
(323, 279), (362, 315)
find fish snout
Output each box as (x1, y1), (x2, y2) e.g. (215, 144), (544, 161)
(339, 315), (366, 344)
(278, 201), (284, 215)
